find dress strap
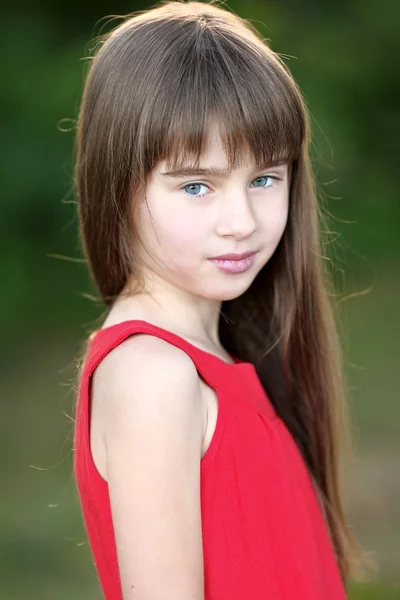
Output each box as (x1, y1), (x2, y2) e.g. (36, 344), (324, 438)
(84, 319), (226, 387)
(81, 319), (276, 420)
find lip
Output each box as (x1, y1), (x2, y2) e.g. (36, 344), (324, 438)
(209, 251), (257, 260)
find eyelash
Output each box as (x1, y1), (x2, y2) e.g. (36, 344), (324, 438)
(180, 175), (281, 198)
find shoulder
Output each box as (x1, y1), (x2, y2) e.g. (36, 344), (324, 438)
(93, 332), (201, 397)
(91, 333), (206, 461)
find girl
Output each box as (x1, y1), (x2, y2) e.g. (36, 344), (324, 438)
(73, 1), (371, 598)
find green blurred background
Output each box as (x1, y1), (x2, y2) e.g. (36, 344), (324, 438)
(1, 0), (399, 598)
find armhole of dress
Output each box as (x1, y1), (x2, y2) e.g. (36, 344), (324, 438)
(200, 384), (226, 469)
(74, 344), (109, 486)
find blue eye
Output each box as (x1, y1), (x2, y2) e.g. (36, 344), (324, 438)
(252, 176), (277, 188)
(183, 182), (209, 197)
(181, 176), (279, 198)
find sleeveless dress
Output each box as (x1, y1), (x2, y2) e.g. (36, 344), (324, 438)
(73, 319), (347, 599)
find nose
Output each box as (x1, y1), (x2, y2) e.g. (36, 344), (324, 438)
(216, 192), (257, 238)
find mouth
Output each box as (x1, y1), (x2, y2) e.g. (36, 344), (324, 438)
(209, 250), (257, 261)
(208, 252), (258, 273)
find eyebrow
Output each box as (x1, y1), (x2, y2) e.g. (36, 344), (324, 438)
(160, 159), (289, 179)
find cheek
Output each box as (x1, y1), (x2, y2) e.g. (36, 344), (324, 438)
(171, 220), (203, 246)
(155, 204), (207, 252)
(259, 196), (289, 239)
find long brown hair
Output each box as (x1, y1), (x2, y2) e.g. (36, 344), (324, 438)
(74, 0), (373, 585)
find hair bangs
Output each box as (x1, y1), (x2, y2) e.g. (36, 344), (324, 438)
(141, 27), (305, 176)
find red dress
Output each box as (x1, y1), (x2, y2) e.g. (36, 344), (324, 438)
(73, 319), (347, 599)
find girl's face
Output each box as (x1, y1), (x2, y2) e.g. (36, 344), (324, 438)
(133, 129), (290, 304)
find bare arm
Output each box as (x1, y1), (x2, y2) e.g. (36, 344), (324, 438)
(97, 335), (206, 600)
